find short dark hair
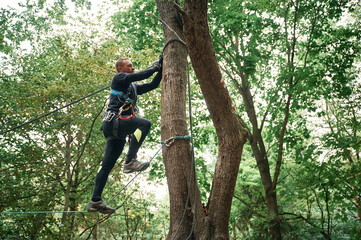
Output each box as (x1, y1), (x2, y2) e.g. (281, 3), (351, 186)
(115, 57), (130, 72)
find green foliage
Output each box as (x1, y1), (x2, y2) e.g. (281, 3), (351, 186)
(76, 180), (169, 239)
(0, 0), (171, 238)
(230, 155), (269, 239)
(111, 0), (163, 57)
(1, 0), (360, 239)
(0, 30), (114, 238)
(209, 0), (360, 238)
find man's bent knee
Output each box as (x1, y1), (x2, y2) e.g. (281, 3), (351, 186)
(144, 119), (151, 130)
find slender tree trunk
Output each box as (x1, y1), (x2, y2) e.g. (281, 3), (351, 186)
(242, 86), (281, 239)
(62, 115), (73, 224)
(228, 70), (282, 239)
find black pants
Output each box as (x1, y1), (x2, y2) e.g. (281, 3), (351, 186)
(91, 116), (151, 202)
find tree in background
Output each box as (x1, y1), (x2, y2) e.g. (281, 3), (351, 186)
(1, 0), (360, 239)
(209, 0), (360, 238)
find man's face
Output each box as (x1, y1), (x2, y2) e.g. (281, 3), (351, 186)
(119, 60), (134, 73)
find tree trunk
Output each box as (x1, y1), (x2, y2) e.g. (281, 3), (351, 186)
(156, 1), (203, 239)
(157, 0), (248, 239)
(181, 1), (247, 239)
(238, 78), (282, 239)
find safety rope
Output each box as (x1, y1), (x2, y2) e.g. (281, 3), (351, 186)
(0, 84), (111, 135)
(0, 210), (87, 215)
(104, 141), (167, 208)
(0, 136), (190, 216)
(103, 135), (190, 208)
(171, 60), (197, 240)
(186, 60), (197, 240)
(161, 38), (187, 57)
(152, 13), (186, 48)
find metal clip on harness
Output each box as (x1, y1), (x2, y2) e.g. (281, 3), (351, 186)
(102, 111), (116, 122)
(118, 101), (136, 120)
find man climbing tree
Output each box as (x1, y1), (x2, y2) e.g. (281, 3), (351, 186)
(88, 57), (163, 214)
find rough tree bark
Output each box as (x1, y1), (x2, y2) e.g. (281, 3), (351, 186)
(156, 1), (202, 239)
(157, 0), (248, 239)
(180, 1), (247, 239)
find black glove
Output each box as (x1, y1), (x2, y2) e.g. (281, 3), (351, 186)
(159, 54), (163, 68)
(151, 59), (161, 71)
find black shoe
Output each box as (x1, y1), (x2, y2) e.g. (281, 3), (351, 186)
(87, 200), (115, 214)
(123, 159), (149, 174)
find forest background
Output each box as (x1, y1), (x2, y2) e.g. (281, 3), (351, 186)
(0, 0), (360, 239)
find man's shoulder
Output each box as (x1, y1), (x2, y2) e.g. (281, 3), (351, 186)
(113, 72), (127, 80)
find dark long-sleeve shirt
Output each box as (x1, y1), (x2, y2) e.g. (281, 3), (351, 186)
(107, 66), (162, 114)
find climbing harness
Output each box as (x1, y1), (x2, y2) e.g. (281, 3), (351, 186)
(110, 86), (132, 102)
(101, 84), (138, 141)
(110, 84), (138, 120)
(118, 101), (137, 120)
(101, 101), (137, 123)
(101, 111), (116, 122)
